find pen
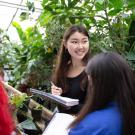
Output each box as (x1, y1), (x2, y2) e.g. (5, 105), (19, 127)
(51, 81), (62, 95)
(51, 81), (55, 86)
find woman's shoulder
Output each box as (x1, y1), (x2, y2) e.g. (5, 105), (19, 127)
(69, 103), (122, 135)
(84, 103), (121, 125)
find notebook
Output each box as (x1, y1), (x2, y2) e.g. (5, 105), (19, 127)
(42, 113), (75, 135)
(30, 88), (79, 107)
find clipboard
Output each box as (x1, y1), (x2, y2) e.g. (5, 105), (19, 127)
(30, 88), (79, 107)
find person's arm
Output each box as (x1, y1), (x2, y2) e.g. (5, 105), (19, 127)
(0, 83), (15, 135)
(69, 126), (106, 135)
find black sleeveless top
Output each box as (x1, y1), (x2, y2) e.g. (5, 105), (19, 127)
(58, 71), (87, 114)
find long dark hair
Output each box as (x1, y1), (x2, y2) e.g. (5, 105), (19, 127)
(70, 52), (135, 135)
(52, 25), (90, 93)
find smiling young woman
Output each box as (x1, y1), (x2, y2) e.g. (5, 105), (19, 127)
(51, 25), (91, 114)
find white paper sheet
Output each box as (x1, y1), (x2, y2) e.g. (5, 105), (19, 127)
(42, 113), (75, 135)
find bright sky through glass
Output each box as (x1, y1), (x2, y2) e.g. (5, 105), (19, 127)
(0, 0), (42, 42)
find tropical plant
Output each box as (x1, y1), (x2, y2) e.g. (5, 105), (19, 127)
(10, 93), (29, 109)
(1, 0), (135, 88)
(40, 0), (135, 70)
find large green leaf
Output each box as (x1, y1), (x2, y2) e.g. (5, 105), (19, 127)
(39, 12), (54, 26)
(68, 0), (79, 8)
(126, 52), (135, 61)
(108, 9), (121, 16)
(96, 0), (104, 4)
(127, 2), (135, 9)
(12, 22), (26, 42)
(60, 0), (66, 7)
(20, 12), (29, 21)
(109, 0), (124, 9)
(95, 2), (104, 11)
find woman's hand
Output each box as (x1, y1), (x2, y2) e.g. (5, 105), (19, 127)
(51, 84), (62, 96)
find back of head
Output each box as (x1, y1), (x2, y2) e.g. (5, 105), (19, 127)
(85, 52), (135, 135)
(86, 52), (135, 107)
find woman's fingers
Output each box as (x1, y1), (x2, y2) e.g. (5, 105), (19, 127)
(51, 85), (62, 96)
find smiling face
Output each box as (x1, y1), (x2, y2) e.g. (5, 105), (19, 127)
(65, 32), (89, 62)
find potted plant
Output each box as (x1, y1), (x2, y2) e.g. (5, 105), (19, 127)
(10, 93), (30, 123)
(31, 105), (43, 122)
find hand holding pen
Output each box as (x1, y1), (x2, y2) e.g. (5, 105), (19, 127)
(51, 81), (63, 96)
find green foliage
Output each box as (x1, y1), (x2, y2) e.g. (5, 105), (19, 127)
(10, 93), (29, 108)
(26, 1), (35, 12)
(20, 12), (30, 21)
(1, 0), (135, 88)
(0, 30), (15, 71)
(34, 104), (43, 110)
(12, 22), (26, 42)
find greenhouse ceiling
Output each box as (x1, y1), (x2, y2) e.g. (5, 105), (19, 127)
(0, 0), (42, 42)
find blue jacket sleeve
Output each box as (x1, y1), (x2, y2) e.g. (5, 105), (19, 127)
(69, 103), (122, 135)
(69, 125), (107, 135)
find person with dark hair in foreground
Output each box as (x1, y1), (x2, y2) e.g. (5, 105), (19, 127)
(69, 52), (135, 135)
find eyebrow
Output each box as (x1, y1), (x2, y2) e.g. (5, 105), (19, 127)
(70, 38), (88, 40)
